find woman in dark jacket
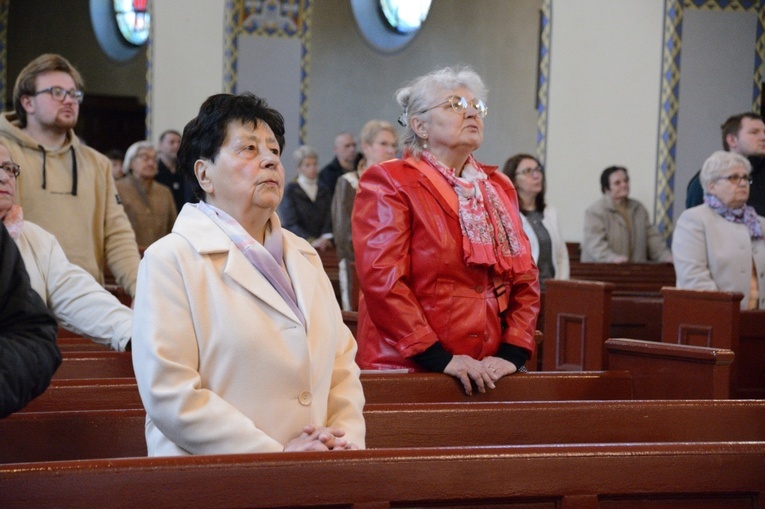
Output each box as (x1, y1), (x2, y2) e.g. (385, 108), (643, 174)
(278, 145), (333, 251)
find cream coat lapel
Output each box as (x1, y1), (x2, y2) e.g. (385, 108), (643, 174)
(282, 235), (318, 330)
(174, 205), (304, 326)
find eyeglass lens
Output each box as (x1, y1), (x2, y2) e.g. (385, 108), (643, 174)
(448, 96), (487, 117)
(721, 175), (751, 185)
(1, 163), (20, 177)
(37, 86), (84, 104)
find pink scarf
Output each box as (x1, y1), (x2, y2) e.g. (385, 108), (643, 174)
(420, 151), (531, 277)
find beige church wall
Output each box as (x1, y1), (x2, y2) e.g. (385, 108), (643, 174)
(546, 0), (665, 244)
(150, 0), (227, 143)
(150, 0), (542, 178)
(307, 0), (542, 178)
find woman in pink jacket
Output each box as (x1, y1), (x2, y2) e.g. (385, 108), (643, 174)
(352, 67), (540, 395)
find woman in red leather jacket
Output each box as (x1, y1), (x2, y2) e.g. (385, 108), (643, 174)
(352, 66), (540, 395)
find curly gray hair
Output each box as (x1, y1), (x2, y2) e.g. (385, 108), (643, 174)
(395, 66), (487, 157)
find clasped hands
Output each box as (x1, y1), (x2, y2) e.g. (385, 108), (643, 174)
(444, 354), (517, 395)
(284, 424), (359, 452)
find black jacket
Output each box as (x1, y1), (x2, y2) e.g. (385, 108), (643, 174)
(0, 224), (60, 417)
(278, 181), (333, 241)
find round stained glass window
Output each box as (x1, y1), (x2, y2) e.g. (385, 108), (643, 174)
(351, 0), (432, 54)
(114, 0), (151, 46)
(379, 0), (432, 34)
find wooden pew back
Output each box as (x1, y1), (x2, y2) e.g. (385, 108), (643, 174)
(605, 338), (735, 399)
(3, 442), (764, 509)
(23, 371), (634, 413)
(53, 351), (134, 379)
(570, 261), (676, 293)
(3, 400), (764, 464)
(739, 310), (765, 399)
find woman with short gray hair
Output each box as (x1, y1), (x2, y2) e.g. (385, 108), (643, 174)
(352, 66), (539, 394)
(277, 145), (333, 251)
(673, 150), (765, 309)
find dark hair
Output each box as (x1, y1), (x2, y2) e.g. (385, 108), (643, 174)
(177, 92), (285, 201)
(600, 166), (627, 194)
(105, 149), (124, 161)
(502, 153), (546, 212)
(14, 54), (84, 128)
(159, 129), (181, 143)
(721, 112), (763, 151)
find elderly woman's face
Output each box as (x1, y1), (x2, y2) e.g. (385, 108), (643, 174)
(605, 170), (630, 203)
(200, 120), (284, 214)
(708, 164), (750, 209)
(297, 156), (319, 180)
(0, 144), (17, 219)
(362, 130), (397, 167)
(130, 148), (158, 180)
(421, 86), (483, 155)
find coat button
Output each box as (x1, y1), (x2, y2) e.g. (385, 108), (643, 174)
(474, 285), (483, 293)
(298, 391), (313, 406)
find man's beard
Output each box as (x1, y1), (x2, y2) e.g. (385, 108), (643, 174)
(53, 114), (77, 131)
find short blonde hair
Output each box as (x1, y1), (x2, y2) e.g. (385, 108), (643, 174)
(359, 119), (397, 147)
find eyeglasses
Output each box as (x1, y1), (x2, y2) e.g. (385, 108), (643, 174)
(0, 162), (20, 179)
(33, 86), (84, 104)
(418, 95), (488, 118)
(517, 166), (543, 177)
(716, 174), (752, 186)
(135, 152), (156, 162)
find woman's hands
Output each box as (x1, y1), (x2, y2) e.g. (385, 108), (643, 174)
(283, 424), (359, 452)
(444, 354), (518, 395)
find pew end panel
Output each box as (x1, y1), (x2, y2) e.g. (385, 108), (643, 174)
(605, 338), (735, 399)
(661, 287), (742, 348)
(543, 280), (614, 371)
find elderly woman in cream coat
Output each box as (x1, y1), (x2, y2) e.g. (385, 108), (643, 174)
(131, 93), (365, 456)
(673, 150), (765, 310)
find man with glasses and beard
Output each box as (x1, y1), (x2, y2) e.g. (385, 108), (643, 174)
(0, 54), (140, 297)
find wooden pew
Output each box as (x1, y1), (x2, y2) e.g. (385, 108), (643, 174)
(609, 290), (663, 340)
(660, 287), (765, 399)
(317, 245), (341, 303)
(3, 442), (763, 509)
(605, 338), (735, 399)
(53, 351), (134, 380)
(739, 310), (765, 399)
(57, 337), (112, 352)
(361, 371), (633, 403)
(2, 399), (764, 463)
(21, 378), (144, 412)
(22, 371), (635, 413)
(569, 261), (676, 293)
(542, 279), (613, 370)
